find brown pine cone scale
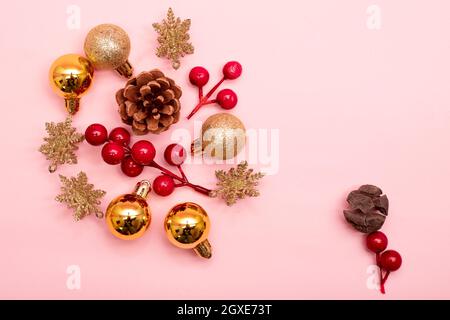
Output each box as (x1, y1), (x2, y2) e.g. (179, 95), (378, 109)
(116, 69), (182, 134)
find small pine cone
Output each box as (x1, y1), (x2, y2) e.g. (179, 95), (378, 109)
(116, 69), (182, 134)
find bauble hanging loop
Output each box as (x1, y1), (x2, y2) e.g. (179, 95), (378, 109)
(49, 54), (94, 115)
(105, 180), (152, 240)
(164, 202), (212, 259)
(84, 24), (133, 78)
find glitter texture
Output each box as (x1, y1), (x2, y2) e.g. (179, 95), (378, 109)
(56, 172), (106, 221)
(84, 24), (131, 70)
(194, 113), (246, 160)
(152, 8), (194, 69)
(39, 116), (85, 172)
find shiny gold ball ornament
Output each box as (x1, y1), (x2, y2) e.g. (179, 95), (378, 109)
(164, 202), (212, 259)
(84, 24), (133, 78)
(105, 180), (151, 240)
(49, 54), (94, 115)
(191, 113), (246, 160)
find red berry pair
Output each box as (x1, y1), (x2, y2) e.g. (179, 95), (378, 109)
(187, 61), (242, 119)
(85, 124), (212, 197)
(366, 231), (402, 294)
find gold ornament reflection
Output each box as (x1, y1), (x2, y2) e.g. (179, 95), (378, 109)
(105, 180), (151, 240)
(164, 202), (212, 259)
(49, 54), (94, 115)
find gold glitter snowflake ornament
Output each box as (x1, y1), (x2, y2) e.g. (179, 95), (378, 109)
(56, 172), (106, 221)
(39, 117), (84, 172)
(210, 161), (265, 206)
(153, 7), (194, 69)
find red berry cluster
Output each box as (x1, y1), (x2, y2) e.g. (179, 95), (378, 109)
(187, 61), (242, 119)
(366, 231), (402, 294)
(85, 124), (212, 197)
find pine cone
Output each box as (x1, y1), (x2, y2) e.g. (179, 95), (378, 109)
(343, 184), (389, 233)
(116, 69), (182, 134)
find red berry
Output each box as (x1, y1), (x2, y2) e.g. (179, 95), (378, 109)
(109, 127), (130, 146)
(366, 231), (388, 253)
(216, 89), (238, 110)
(380, 250), (402, 271)
(153, 175), (175, 196)
(189, 66), (209, 87)
(164, 144), (187, 166)
(101, 142), (125, 165)
(223, 61), (242, 80)
(121, 156), (144, 177)
(85, 124), (108, 146)
(131, 140), (156, 165)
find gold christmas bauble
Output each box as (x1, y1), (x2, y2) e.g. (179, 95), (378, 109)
(49, 54), (94, 115)
(105, 181), (151, 240)
(164, 202), (212, 259)
(191, 113), (246, 160)
(84, 24), (133, 78)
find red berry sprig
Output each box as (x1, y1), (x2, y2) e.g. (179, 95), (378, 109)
(366, 231), (402, 294)
(85, 124), (213, 197)
(186, 61), (242, 119)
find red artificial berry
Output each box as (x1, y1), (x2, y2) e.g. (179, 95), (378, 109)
(216, 89), (238, 110)
(121, 156), (144, 177)
(223, 61), (242, 80)
(85, 124), (108, 146)
(109, 127), (130, 146)
(101, 142), (125, 165)
(164, 144), (187, 166)
(189, 66), (210, 87)
(380, 250), (402, 271)
(131, 140), (156, 166)
(153, 175), (175, 196)
(366, 231), (388, 254)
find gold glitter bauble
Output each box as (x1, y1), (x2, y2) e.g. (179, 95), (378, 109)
(84, 24), (133, 78)
(191, 113), (246, 160)
(105, 181), (151, 240)
(49, 54), (94, 115)
(164, 202), (212, 259)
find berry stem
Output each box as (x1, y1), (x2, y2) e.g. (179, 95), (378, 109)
(188, 183), (212, 196)
(149, 161), (183, 183)
(94, 134), (213, 196)
(170, 174), (212, 195)
(204, 77), (225, 100)
(202, 99), (217, 106)
(148, 161), (212, 196)
(174, 182), (187, 187)
(199, 87), (203, 100)
(187, 77), (225, 119)
(376, 253), (383, 293)
(177, 165), (187, 181)
(380, 271), (390, 294)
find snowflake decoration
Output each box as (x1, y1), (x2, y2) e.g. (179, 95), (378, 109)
(211, 161), (265, 206)
(56, 172), (106, 221)
(152, 7), (194, 69)
(39, 116), (84, 172)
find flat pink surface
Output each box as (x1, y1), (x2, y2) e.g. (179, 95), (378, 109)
(1, 0), (450, 299)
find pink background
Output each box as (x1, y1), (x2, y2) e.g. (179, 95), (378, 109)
(1, 0), (450, 299)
